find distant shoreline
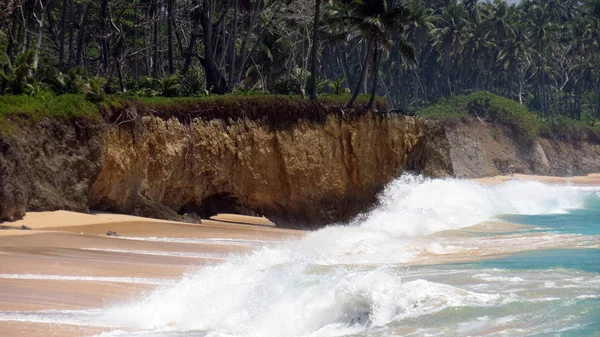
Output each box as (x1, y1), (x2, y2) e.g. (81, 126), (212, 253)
(473, 173), (600, 186)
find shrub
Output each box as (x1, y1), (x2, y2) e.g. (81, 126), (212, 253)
(158, 75), (181, 97)
(0, 50), (37, 95)
(417, 91), (539, 144)
(328, 78), (347, 95)
(83, 77), (107, 103)
(180, 67), (206, 97)
(467, 91), (539, 144)
(539, 115), (600, 141)
(42, 67), (88, 95)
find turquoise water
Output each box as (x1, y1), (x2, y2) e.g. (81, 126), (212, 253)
(501, 193), (600, 236)
(477, 249), (600, 273)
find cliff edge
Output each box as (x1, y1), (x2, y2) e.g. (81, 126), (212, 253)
(1, 103), (599, 228)
(0, 113), (452, 228)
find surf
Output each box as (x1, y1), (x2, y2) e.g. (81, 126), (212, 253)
(76, 175), (600, 337)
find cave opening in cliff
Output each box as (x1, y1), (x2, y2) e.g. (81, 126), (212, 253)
(179, 193), (257, 219)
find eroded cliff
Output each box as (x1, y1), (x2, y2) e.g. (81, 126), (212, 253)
(90, 113), (451, 228)
(0, 119), (103, 221)
(446, 119), (600, 178)
(2, 112), (598, 228)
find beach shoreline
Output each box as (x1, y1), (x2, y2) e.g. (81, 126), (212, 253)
(1, 173), (599, 337)
(473, 173), (600, 186)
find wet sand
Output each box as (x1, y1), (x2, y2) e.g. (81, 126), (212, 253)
(1, 322), (107, 337)
(0, 211), (302, 337)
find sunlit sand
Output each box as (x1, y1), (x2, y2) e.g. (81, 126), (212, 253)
(0, 211), (301, 337)
(474, 173), (600, 186)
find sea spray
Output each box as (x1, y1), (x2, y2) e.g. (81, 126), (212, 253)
(94, 175), (599, 336)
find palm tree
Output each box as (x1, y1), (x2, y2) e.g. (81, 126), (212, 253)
(405, 0), (434, 104)
(333, 0), (415, 109)
(497, 12), (533, 104)
(429, 3), (470, 96)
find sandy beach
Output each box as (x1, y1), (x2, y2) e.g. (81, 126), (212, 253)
(0, 211), (302, 337)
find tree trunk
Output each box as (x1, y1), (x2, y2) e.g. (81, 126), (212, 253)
(116, 57), (125, 92)
(345, 37), (374, 108)
(58, 0), (68, 71)
(100, 0), (109, 75)
(6, 13), (18, 63)
(133, 1), (138, 79)
(33, 0), (47, 71)
(167, 0), (174, 74)
(367, 47), (380, 110)
(200, 0), (226, 94)
(75, 3), (90, 67)
(182, 0), (201, 74)
(228, 0), (239, 86)
(172, 17), (185, 58)
(236, 0), (282, 84)
(309, 0), (321, 100)
(67, 0), (75, 68)
(234, 0), (261, 86)
(152, 0), (159, 77)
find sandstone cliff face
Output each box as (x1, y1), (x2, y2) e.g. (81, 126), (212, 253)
(0, 119), (103, 221)
(445, 120), (600, 178)
(90, 114), (452, 228)
(3, 114), (597, 228)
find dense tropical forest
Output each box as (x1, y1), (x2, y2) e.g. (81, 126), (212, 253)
(0, 0), (599, 124)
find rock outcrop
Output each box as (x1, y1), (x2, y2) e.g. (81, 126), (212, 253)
(446, 119), (600, 178)
(0, 119), (103, 221)
(90, 113), (452, 228)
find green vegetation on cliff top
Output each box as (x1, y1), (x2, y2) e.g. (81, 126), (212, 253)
(0, 94), (99, 122)
(0, 90), (597, 144)
(418, 91), (600, 144)
(0, 93), (386, 126)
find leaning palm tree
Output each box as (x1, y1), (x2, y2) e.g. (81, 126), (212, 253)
(332, 0), (415, 109)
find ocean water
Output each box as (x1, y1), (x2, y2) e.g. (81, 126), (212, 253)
(2, 176), (599, 336)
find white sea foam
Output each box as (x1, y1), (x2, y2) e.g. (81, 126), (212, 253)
(99, 257), (511, 337)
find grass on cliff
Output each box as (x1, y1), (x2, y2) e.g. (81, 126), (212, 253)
(418, 91), (539, 144)
(539, 115), (600, 142)
(0, 93), (387, 130)
(0, 93), (99, 121)
(101, 94), (388, 128)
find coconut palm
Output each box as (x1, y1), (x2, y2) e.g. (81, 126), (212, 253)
(332, 0), (415, 109)
(429, 3), (470, 96)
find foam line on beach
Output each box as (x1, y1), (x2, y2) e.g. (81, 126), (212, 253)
(0, 274), (172, 285)
(109, 236), (278, 247)
(0, 309), (110, 327)
(81, 248), (228, 260)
